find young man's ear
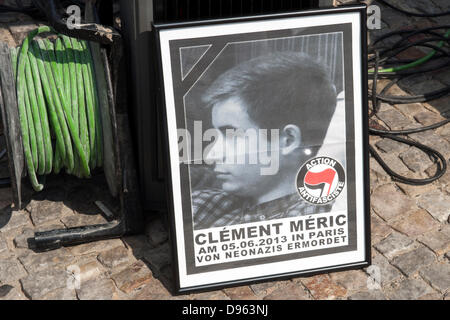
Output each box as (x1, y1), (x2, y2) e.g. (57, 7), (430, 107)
(280, 124), (302, 156)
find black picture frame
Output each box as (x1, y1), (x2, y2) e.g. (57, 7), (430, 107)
(154, 4), (370, 294)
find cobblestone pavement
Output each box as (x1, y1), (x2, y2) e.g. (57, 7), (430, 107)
(0, 0), (449, 300)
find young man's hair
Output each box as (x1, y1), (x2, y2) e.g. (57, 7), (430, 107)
(202, 52), (338, 151)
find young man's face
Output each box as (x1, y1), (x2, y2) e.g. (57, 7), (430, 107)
(205, 96), (282, 200)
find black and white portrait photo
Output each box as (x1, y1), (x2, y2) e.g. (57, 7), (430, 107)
(157, 7), (369, 292)
(182, 33), (347, 231)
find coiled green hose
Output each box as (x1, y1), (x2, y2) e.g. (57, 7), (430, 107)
(11, 26), (103, 191)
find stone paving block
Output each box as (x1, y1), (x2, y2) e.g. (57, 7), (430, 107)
(301, 274), (347, 300)
(111, 261), (152, 294)
(60, 213), (108, 228)
(392, 209), (440, 237)
(417, 191), (450, 223)
(0, 209), (31, 233)
(330, 270), (369, 293)
(77, 278), (118, 300)
(146, 218), (169, 247)
(395, 103), (426, 118)
(387, 279), (434, 300)
(68, 238), (124, 256)
(369, 134), (382, 145)
(27, 200), (73, 226)
(263, 282), (311, 300)
(374, 231), (416, 259)
(0, 285), (27, 300)
(419, 262), (450, 293)
(376, 101), (400, 114)
(399, 148), (434, 173)
(40, 288), (77, 300)
(375, 138), (409, 154)
(132, 278), (173, 300)
(435, 123), (450, 142)
(391, 246), (436, 276)
(35, 222), (66, 233)
(348, 290), (386, 300)
(426, 164), (450, 187)
(223, 286), (259, 300)
(374, 153), (410, 176)
(370, 166), (391, 194)
(97, 246), (131, 269)
(20, 268), (67, 299)
(414, 111), (446, 126)
(429, 95), (450, 117)
(410, 131), (450, 158)
(377, 108), (414, 130)
(370, 170), (382, 193)
(13, 228), (34, 249)
(418, 292), (443, 300)
(0, 233), (8, 255)
(371, 184), (416, 221)
(0, 258), (27, 283)
(18, 248), (75, 273)
(395, 181), (437, 198)
(371, 213), (392, 245)
(367, 254), (402, 286)
(143, 242), (172, 274)
(418, 227), (450, 256)
(369, 158), (391, 183)
(192, 290), (231, 300)
(73, 255), (104, 283)
(250, 281), (283, 297)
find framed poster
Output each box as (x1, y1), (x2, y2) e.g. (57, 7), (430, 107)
(154, 4), (370, 293)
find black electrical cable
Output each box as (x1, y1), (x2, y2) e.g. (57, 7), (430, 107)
(377, 0), (450, 18)
(368, 1), (450, 186)
(370, 25), (450, 49)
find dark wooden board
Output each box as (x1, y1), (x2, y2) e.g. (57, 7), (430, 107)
(0, 41), (24, 209)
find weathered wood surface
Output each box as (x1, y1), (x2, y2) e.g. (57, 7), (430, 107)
(0, 41), (24, 208)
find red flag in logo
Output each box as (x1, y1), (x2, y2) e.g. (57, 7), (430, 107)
(304, 168), (337, 196)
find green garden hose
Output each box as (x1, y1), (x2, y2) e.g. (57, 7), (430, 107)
(11, 26), (103, 191)
(369, 29), (450, 74)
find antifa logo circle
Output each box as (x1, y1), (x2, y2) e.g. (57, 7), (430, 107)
(296, 157), (346, 205)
